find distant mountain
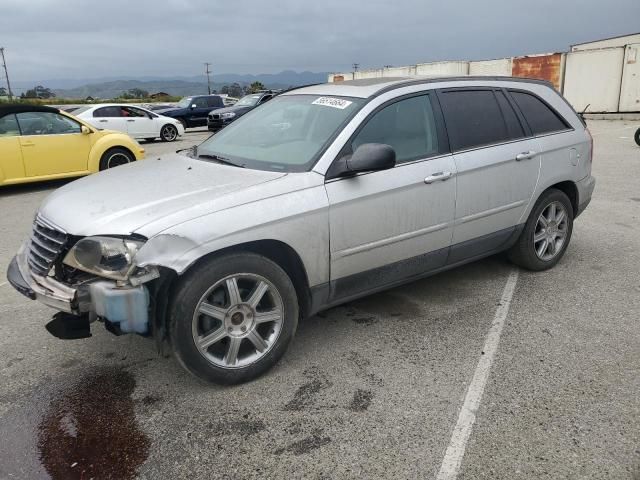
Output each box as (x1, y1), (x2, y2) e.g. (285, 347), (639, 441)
(35, 70), (328, 99)
(53, 79), (213, 99)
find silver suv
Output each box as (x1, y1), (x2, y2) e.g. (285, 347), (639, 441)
(7, 77), (595, 384)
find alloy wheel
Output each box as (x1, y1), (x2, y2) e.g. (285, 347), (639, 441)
(106, 152), (131, 168)
(533, 201), (568, 261)
(162, 125), (177, 141)
(191, 273), (284, 369)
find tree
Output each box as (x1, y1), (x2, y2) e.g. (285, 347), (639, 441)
(228, 83), (244, 98)
(248, 81), (265, 94)
(127, 88), (149, 99)
(220, 85), (230, 95)
(23, 85), (55, 99)
(0, 86), (7, 96)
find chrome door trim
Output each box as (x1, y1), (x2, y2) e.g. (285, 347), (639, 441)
(332, 221), (452, 259)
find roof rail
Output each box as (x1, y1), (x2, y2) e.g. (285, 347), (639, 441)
(276, 83), (323, 96)
(372, 76), (555, 97)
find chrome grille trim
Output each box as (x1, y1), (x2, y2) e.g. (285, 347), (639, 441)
(27, 216), (68, 276)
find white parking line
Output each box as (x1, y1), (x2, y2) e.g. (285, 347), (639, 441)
(436, 269), (519, 480)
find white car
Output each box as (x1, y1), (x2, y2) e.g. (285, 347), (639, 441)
(74, 104), (185, 142)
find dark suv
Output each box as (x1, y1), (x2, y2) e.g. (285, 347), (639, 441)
(207, 91), (277, 132)
(157, 95), (224, 129)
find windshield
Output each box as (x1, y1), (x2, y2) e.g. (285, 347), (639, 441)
(197, 94), (365, 172)
(177, 97), (193, 108)
(235, 94), (262, 107)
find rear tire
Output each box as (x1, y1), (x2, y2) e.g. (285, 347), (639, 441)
(99, 147), (135, 171)
(169, 252), (299, 384)
(177, 118), (187, 130)
(508, 189), (574, 271)
(160, 124), (178, 142)
(634, 127), (640, 147)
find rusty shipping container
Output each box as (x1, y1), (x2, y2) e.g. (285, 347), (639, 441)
(512, 53), (565, 91)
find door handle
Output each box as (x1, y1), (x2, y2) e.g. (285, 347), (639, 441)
(126, 119), (135, 122)
(515, 150), (537, 161)
(21, 140), (35, 147)
(98, 119), (108, 123)
(424, 171), (453, 184)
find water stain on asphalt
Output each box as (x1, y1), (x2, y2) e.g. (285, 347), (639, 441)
(351, 316), (377, 325)
(284, 367), (332, 411)
(139, 394), (162, 407)
(349, 389), (373, 412)
(209, 418), (266, 438)
(274, 432), (332, 455)
(37, 367), (150, 480)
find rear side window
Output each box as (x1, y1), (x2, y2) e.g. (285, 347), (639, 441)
(207, 96), (223, 108)
(94, 106), (122, 117)
(351, 94), (440, 163)
(439, 90), (513, 151)
(509, 91), (569, 135)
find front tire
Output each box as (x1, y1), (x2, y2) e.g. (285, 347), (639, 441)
(508, 188), (574, 271)
(99, 147), (135, 171)
(177, 118), (188, 130)
(160, 124), (178, 142)
(634, 127), (640, 147)
(169, 253), (299, 384)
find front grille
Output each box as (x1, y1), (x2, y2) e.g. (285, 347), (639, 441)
(27, 216), (68, 276)
(209, 114), (220, 120)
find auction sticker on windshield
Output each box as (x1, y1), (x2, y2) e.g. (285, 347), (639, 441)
(312, 97), (353, 109)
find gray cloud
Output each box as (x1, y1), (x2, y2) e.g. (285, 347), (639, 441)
(1, 0), (639, 81)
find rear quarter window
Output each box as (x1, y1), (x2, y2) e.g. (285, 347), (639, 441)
(509, 90), (570, 135)
(94, 106), (122, 117)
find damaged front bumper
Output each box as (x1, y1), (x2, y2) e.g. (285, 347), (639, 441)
(7, 243), (152, 337)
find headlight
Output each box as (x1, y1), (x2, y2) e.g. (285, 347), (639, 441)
(220, 112), (236, 119)
(63, 236), (144, 281)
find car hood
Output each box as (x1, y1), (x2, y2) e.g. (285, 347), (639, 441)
(212, 105), (252, 115)
(154, 107), (182, 115)
(38, 153), (286, 237)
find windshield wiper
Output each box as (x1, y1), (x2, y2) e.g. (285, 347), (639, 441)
(197, 153), (245, 168)
(176, 145), (197, 157)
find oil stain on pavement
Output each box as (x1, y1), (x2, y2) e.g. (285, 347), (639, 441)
(37, 367), (150, 480)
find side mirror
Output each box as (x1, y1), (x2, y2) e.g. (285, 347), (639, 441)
(81, 125), (91, 135)
(328, 143), (396, 178)
(191, 104), (197, 109)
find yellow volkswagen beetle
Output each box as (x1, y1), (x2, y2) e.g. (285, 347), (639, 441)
(0, 104), (145, 186)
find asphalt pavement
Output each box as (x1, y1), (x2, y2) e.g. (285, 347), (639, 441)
(0, 122), (638, 479)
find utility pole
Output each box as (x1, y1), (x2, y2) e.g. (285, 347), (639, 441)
(0, 47), (14, 100)
(204, 62), (212, 94)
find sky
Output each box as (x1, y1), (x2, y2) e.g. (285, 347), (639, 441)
(1, 0), (639, 83)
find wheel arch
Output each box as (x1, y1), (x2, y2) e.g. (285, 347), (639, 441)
(545, 181), (578, 217)
(89, 140), (138, 172)
(157, 239), (313, 322)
